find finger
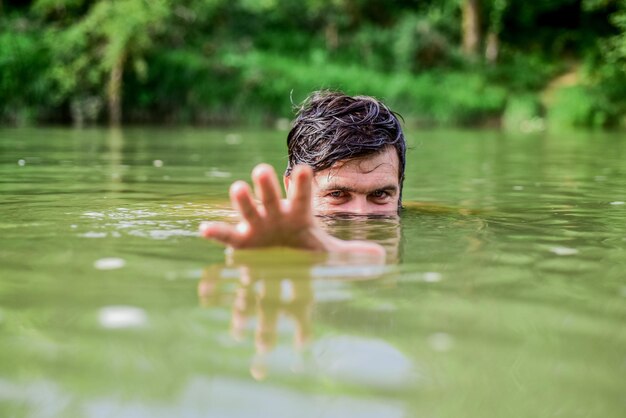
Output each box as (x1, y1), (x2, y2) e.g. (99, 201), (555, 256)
(252, 164), (283, 219)
(199, 221), (243, 247)
(289, 164), (313, 217)
(230, 181), (262, 226)
(197, 265), (222, 307)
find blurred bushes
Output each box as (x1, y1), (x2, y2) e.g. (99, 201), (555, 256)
(124, 49), (506, 125)
(502, 94), (543, 132)
(546, 85), (615, 129)
(0, 28), (54, 124)
(1, 0), (626, 129)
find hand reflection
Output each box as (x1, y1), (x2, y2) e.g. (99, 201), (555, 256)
(198, 250), (318, 380)
(198, 215), (401, 380)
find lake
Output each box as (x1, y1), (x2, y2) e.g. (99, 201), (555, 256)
(1, 127), (625, 418)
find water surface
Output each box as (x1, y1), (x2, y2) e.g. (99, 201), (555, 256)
(1, 128), (625, 417)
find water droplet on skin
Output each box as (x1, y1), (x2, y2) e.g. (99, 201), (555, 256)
(549, 247), (579, 256)
(17, 159), (26, 166)
(94, 257), (126, 270)
(98, 306), (147, 329)
(153, 159), (163, 167)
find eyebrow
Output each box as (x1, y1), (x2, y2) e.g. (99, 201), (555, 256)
(320, 184), (399, 194)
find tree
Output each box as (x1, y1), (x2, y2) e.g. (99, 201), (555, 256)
(462, 0), (481, 57)
(36, 0), (171, 125)
(485, 0), (507, 64)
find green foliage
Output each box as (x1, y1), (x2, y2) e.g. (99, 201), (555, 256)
(0, 0), (625, 127)
(502, 93), (543, 131)
(605, 0), (626, 71)
(546, 85), (613, 128)
(125, 48), (506, 125)
(0, 28), (54, 124)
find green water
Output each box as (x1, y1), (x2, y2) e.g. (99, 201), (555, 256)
(1, 128), (625, 418)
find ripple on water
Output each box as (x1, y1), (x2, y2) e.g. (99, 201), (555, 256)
(398, 271), (443, 283)
(535, 258), (601, 275)
(80, 232), (108, 238)
(98, 306), (147, 329)
(548, 246), (579, 256)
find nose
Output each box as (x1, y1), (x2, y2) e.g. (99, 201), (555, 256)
(346, 196), (372, 215)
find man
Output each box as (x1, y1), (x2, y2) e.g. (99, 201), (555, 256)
(200, 90), (406, 257)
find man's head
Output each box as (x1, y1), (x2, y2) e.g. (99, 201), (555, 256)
(285, 90), (406, 215)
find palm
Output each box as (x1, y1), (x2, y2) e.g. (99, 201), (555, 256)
(200, 164), (384, 257)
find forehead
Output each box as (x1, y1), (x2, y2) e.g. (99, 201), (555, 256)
(313, 146), (400, 188)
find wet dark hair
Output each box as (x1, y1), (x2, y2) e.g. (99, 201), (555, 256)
(286, 90), (406, 197)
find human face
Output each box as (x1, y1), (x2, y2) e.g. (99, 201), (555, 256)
(309, 146), (401, 215)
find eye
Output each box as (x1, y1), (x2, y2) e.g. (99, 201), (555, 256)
(371, 190), (389, 199)
(327, 191), (344, 198)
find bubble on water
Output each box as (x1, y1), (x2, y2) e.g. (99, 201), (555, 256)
(549, 246), (579, 256)
(423, 272), (442, 282)
(609, 201), (625, 206)
(512, 185), (524, 191)
(428, 332), (454, 352)
(98, 306), (147, 329)
(153, 159), (163, 167)
(94, 257), (126, 270)
(18, 159), (26, 166)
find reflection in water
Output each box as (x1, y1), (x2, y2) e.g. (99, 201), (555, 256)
(198, 247), (416, 387)
(318, 214), (402, 263)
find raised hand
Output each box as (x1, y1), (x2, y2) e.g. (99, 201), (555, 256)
(200, 164), (385, 258)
